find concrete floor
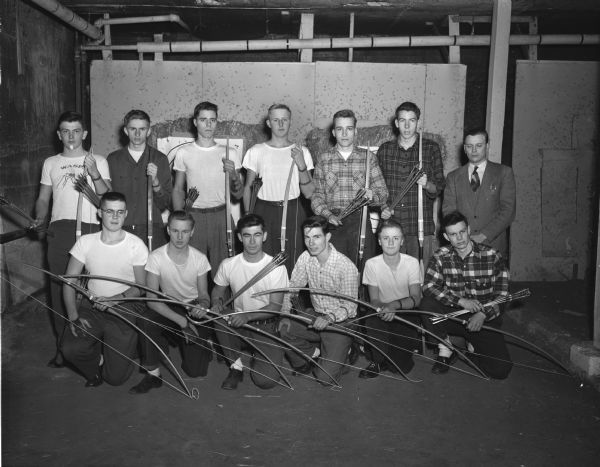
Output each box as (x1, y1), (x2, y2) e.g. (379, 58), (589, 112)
(2, 285), (600, 467)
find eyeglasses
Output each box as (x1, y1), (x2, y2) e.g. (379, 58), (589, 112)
(101, 209), (126, 217)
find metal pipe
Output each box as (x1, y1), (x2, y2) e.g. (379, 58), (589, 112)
(81, 33), (600, 53)
(29, 0), (102, 40)
(93, 14), (191, 33)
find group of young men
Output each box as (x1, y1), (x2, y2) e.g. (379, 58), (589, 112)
(33, 99), (516, 394)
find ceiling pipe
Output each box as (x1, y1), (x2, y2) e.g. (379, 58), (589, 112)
(93, 14), (191, 33)
(81, 33), (600, 53)
(29, 0), (103, 40)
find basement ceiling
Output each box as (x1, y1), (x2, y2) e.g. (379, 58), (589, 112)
(59, 0), (600, 41)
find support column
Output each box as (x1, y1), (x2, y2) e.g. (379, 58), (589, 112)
(485, 0), (511, 163)
(448, 15), (460, 63)
(102, 13), (112, 60)
(299, 13), (314, 63)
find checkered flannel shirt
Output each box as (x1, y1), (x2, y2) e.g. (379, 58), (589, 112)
(422, 242), (509, 320)
(311, 146), (388, 219)
(376, 136), (445, 236)
(281, 244), (359, 322)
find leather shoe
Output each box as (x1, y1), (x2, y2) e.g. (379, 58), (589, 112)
(221, 369), (243, 390)
(47, 355), (65, 368)
(84, 374), (103, 387)
(431, 353), (456, 375)
(359, 361), (382, 379)
(128, 374), (162, 394)
(291, 361), (313, 375)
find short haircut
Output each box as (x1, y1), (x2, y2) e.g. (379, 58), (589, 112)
(237, 213), (266, 233)
(442, 210), (469, 232)
(168, 210), (195, 228)
(333, 109), (357, 126)
(193, 101), (218, 119)
(395, 102), (421, 120)
(377, 219), (405, 238)
(464, 127), (489, 144)
(301, 215), (330, 235)
(100, 191), (127, 208)
(268, 103), (292, 117)
(57, 111), (86, 130)
(124, 109), (151, 126)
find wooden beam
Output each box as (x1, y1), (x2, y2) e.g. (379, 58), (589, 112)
(528, 17), (538, 60)
(485, 0), (511, 163)
(595, 201), (600, 347)
(448, 15), (460, 64)
(299, 13), (314, 63)
(154, 34), (163, 61)
(102, 13), (112, 60)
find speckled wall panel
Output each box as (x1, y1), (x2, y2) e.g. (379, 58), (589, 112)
(202, 62), (315, 141)
(314, 62), (466, 172)
(91, 61), (204, 157)
(92, 61), (465, 171)
(511, 60), (599, 281)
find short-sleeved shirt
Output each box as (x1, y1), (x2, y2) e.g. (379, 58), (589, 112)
(40, 154), (111, 224)
(213, 253), (289, 313)
(145, 245), (211, 302)
(242, 143), (313, 201)
(173, 142), (241, 209)
(362, 253), (421, 303)
(69, 231), (148, 297)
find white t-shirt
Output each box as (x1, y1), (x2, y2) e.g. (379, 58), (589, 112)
(40, 154), (111, 224)
(213, 253), (289, 312)
(362, 253), (421, 303)
(242, 143), (314, 201)
(173, 142), (241, 209)
(69, 231), (148, 297)
(145, 244), (211, 302)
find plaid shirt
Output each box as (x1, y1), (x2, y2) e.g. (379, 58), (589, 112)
(311, 146), (388, 219)
(377, 136), (445, 236)
(422, 242), (509, 320)
(282, 244), (359, 322)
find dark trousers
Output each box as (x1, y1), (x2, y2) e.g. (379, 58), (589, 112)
(329, 210), (376, 267)
(364, 314), (422, 373)
(123, 222), (168, 250)
(138, 305), (212, 378)
(46, 220), (99, 345)
(280, 308), (354, 383)
(189, 207), (229, 275)
(215, 320), (284, 389)
(421, 296), (513, 379)
(254, 198), (309, 273)
(61, 300), (139, 386)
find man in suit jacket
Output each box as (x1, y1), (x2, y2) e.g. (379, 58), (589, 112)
(442, 128), (516, 258)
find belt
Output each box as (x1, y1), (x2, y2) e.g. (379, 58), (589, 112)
(257, 198), (298, 208)
(191, 204), (226, 213)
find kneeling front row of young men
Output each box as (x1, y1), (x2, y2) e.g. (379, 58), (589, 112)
(61, 191), (512, 394)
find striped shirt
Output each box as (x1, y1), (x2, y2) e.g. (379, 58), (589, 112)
(377, 136), (445, 236)
(422, 242), (509, 320)
(311, 146), (388, 220)
(282, 244), (358, 322)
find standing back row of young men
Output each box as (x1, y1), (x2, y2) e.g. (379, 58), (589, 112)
(34, 100), (516, 391)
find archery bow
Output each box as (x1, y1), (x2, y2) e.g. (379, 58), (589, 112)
(225, 138), (234, 258)
(147, 152), (153, 251)
(417, 131), (425, 282)
(24, 264), (197, 398)
(357, 143), (371, 266)
(280, 156), (296, 254)
(254, 287), (490, 380)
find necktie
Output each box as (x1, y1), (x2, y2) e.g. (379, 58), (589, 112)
(470, 166), (480, 192)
